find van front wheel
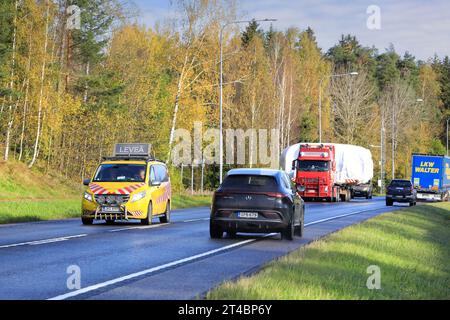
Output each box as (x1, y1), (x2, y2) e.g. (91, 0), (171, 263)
(141, 202), (153, 225)
(159, 200), (170, 223)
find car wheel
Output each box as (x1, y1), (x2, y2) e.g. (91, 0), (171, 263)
(159, 200), (170, 223)
(82, 217), (93, 225)
(409, 201), (414, 207)
(386, 199), (393, 206)
(105, 219), (115, 225)
(295, 220), (304, 237)
(282, 219), (294, 240)
(210, 221), (223, 239)
(141, 202), (153, 225)
(227, 230), (237, 238)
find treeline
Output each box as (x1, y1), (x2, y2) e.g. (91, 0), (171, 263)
(0, 0), (448, 188)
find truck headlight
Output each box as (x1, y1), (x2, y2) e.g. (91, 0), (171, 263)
(84, 192), (93, 202)
(131, 191), (146, 203)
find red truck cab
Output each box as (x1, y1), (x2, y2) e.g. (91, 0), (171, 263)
(292, 144), (351, 201)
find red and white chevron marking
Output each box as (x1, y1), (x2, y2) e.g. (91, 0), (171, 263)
(128, 210), (144, 217)
(89, 183), (109, 195)
(116, 183), (145, 195)
(89, 183), (145, 195)
(156, 184), (171, 204)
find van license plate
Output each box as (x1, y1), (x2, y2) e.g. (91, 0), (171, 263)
(102, 206), (121, 213)
(237, 212), (258, 218)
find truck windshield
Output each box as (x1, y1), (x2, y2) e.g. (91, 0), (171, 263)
(93, 164), (146, 182)
(298, 160), (330, 172)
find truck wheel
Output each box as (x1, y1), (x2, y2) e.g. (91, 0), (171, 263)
(210, 221), (223, 239)
(141, 202), (153, 225)
(82, 217), (93, 225)
(159, 200), (170, 223)
(282, 220), (294, 240)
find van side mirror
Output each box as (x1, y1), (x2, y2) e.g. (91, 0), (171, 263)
(151, 180), (161, 187)
(83, 179), (90, 186)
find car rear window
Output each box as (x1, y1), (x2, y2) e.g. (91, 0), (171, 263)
(220, 175), (278, 191)
(390, 180), (412, 187)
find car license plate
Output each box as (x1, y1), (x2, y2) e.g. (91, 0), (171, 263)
(102, 206), (121, 213)
(237, 212), (258, 219)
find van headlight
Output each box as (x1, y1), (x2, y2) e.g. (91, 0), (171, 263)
(131, 191), (146, 203)
(84, 192), (93, 202)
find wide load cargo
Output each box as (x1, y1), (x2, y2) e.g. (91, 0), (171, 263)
(281, 143), (374, 184)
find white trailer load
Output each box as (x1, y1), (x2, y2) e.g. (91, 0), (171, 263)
(280, 143), (374, 185)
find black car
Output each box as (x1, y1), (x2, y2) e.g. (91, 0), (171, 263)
(386, 179), (417, 206)
(210, 168), (305, 240)
(351, 182), (373, 199)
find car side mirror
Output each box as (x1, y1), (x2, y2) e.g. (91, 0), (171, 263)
(151, 180), (161, 187)
(296, 185), (305, 192)
(291, 160), (297, 171)
(83, 179), (90, 186)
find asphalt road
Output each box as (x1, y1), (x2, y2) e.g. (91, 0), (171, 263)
(0, 197), (407, 300)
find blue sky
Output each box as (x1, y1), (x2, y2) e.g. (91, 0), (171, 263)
(132, 0), (450, 61)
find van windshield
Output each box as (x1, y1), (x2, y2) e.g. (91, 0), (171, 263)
(298, 160), (330, 172)
(93, 164), (146, 182)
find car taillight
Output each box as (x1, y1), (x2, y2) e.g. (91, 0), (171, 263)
(265, 192), (288, 198)
(214, 192), (234, 200)
(217, 210), (232, 218)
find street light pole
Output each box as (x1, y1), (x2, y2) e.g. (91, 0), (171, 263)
(318, 72), (358, 143)
(447, 118), (449, 156)
(219, 18), (276, 183)
(391, 98), (423, 179)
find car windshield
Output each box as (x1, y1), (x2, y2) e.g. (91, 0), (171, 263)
(93, 164), (146, 182)
(298, 160), (330, 172)
(390, 180), (411, 187)
(220, 175), (278, 192)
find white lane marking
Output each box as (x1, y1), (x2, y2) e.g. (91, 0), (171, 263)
(47, 208), (383, 300)
(304, 209), (375, 227)
(47, 236), (271, 300)
(0, 234), (87, 249)
(108, 224), (168, 232)
(183, 218), (210, 223)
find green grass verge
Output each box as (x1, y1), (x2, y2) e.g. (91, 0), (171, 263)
(207, 202), (450, 300)
(0, 194), (211, 224)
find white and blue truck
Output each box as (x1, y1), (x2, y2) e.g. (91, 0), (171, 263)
(411, 153), (450, 201)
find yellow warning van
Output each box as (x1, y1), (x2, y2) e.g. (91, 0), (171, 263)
(81, 143), (171, 225)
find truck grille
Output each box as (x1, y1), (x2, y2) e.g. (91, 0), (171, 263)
(300, 178), (324, 184)
(94, 194), (130, 205)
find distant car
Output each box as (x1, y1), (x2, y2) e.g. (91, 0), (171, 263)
(210, 168), (305, 240)
(386, 179), (417, 206)
(351, 182), (373, 199)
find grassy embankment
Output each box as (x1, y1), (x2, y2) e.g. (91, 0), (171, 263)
(208, 202), (450, 300)
(0, 161), (211, 224)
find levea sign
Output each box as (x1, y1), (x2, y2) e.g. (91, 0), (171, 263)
(114, 143), (151, 156)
